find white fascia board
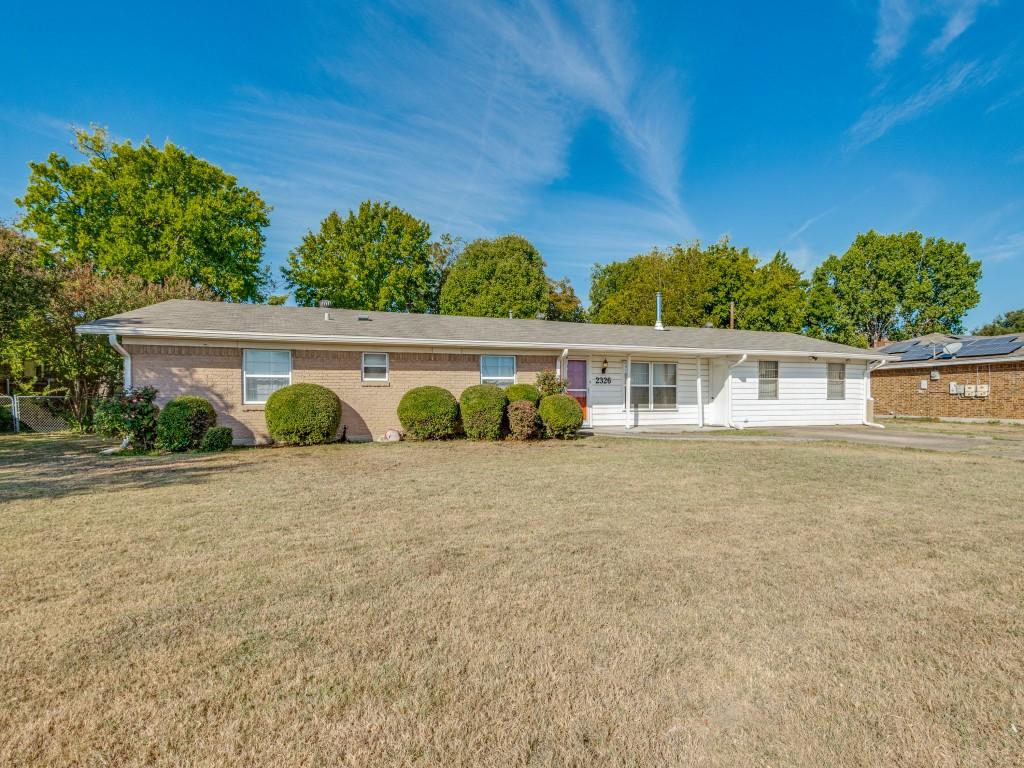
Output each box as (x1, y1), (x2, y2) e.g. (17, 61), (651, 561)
(75, 324), (887, 361)
(880, 355), (1024, 369)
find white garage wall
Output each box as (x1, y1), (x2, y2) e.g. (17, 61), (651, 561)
(731, 360), (866, 426)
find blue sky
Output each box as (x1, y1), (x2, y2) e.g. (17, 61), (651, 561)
(2, 0), (1022, 328)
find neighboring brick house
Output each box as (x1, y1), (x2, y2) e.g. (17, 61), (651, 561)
(873, 333), (1024, 422)
(77, 300), (888, 443)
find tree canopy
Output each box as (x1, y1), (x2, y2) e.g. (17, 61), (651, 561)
(805, 231), (981, 347)
(546, 278), (586, 322)
(283, 202), (439, 312)
(439, 235), (549, 318)
(17, 127), (271, 302)
(588, 239), (805, 332)
(975, 308), (1024, 336)
(0, 227), (48, 345)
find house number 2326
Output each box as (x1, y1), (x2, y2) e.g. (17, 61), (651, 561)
(594, 376), (612, 384)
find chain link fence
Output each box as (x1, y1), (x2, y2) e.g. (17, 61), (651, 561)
(0, 395), (76, 433)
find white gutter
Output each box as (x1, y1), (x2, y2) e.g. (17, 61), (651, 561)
(863, 358), (887, 428)
(108, 334), (132, 389)
(696, 357), (704, 428)
(726, 354), (748, 429)
(74, 324), (886, 362)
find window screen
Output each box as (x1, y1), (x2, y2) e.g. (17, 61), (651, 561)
(243, 349), (292, 404)
(827, 362), (845, 400)
(758, 360), (779, 400)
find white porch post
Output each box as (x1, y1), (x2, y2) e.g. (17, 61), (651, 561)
(624, 355), (632, 430)
(696, 357), (704, 428)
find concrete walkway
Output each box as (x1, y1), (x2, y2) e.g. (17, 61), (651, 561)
(587, 424), (1024, 460)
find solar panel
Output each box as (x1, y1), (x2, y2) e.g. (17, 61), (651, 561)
(897, 348), (937, 362)
(883, 341), (915, 354)
(956, 339), (1024, 358)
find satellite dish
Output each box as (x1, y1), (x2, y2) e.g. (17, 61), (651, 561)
(942, 341), (963, 357)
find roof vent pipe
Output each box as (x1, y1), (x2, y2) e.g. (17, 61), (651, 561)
(654, 291), (666, 331)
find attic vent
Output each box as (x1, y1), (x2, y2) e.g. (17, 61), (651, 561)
(357, 314), (371, 321)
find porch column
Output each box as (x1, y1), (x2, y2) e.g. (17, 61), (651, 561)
(696, 357), (704, 428)
(624, 355), (631, 430)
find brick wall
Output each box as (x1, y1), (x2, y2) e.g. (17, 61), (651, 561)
(872, 360), (1024, 420)
(126, 344), (558, 443)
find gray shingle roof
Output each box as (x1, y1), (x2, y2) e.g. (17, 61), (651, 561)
(78, 300), (885, 358)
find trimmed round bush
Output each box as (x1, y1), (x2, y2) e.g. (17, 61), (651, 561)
(156, 395), (216, 451)
(397, 386), (460, 440)
(538, 394), (583, 439)
(505, 383), (542, 407)
(200, 426), (234, 452)
(459, 384), (508, 440)
(507, 400), (539, 440)
(265, 383), (342, 445)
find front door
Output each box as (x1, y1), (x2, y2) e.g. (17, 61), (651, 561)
(566, 359), (588, 425)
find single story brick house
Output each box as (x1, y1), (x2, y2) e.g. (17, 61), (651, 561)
(873, 333), (1024, 422)
(77, 300), (889, 443)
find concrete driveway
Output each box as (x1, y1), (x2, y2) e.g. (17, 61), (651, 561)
(589, 423), (1024, 460)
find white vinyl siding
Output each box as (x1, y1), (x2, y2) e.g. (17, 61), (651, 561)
(589, 357), (703, 427)
(827, 363), (845, 400)
(362, 352), (389, 381)
(243, 349), (291, 404)
(731, 360), (867, 426)
(480, 355), (516, 387)
(758, 360), (779, 400)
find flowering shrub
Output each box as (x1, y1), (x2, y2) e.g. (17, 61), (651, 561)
(507, 400), (539, 440)
(535, 369), (566, 397)
(93, 387), (160, 450)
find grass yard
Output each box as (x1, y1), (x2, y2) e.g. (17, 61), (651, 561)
(1, 433), (1022, 767)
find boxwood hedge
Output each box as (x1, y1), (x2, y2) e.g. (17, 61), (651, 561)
(538, 394), (583, 439)
(505, 383), (542, 407)
(397, 386), (461, 440)
(265, 383), (342, 445)
(459, 384), (508, 440)
(155, 395), (216, 452)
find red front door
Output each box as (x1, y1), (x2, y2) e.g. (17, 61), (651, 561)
(566, 360), (588, 423)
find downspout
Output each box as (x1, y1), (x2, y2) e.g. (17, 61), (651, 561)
(108, 334), (131, 389)
(560, 348), (569, 380)
(696, 357), (704, 428)
(726, 354), (748, 429)
(863, 358), (887, 428)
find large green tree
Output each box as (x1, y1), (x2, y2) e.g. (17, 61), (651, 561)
(283, 202), (438, 312)
(588, 239), (805, 331)
(806, 231), (981, 348)
(439, 235), (549, 318)
(17, 127), (271, 302)
(3, 265), (213, 421)
(546, 278), (586, 322)
(975, 309), (1024, 336)
(0, 226), (48, 345)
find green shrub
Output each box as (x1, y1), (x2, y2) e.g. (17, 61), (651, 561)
(535, 369), (566, 397)
(505, 383), (542, 407)
(265, 383), (342, 445)
(200, 425), (234, 452)
(538, 394), (583, 439)
(397, 386), (461, 440)
(507, 400), (539, 440)
(459, 384), (507, 440)
(156, 396), (216, 451)
(93, 387), (160, 450)
(0, 403), (12, 433)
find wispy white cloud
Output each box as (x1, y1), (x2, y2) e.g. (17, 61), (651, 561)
(872, 0), (916, 69)
(847, 59), (1000, 149)
(787, 206), (839, 241)
(201, 0), (690, 269)
(975, 231), (1024, 262)
(870, 0), (996, 69)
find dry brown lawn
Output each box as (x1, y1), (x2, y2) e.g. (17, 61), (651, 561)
(1, 433), (1022, 767)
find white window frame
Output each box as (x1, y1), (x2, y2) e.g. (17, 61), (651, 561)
(361, 352), (389, 382)
(480, 355), (516, 387)
(827, 362), (846, 400)
(628, 361), (678, 411)
(242, 349), (292, 405)
(758, 360), (779, 400)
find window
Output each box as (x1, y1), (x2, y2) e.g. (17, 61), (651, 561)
(827, 362), (845, 400)
(629, 362), (677, 410)
(758, 360), (779, 400)
(243, 349), (291, 404)
(481, 355), (516, 387)
(362, 352), (389, 382)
